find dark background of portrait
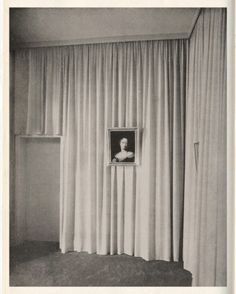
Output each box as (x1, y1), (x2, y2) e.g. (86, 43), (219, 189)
(110, 131), (135, 161)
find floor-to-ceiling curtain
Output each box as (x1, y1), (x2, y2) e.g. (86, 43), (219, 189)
(22, 39), (187, 262)
(183, 8), (226, 286)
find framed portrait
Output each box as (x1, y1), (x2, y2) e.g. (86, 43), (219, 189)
(107, 127), (139, 165)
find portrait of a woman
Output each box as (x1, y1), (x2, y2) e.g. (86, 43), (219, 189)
(112, 137), (135, 163)
(108, 128), (138, 165)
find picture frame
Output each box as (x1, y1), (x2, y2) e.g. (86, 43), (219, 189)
(107, 127), (139, 166)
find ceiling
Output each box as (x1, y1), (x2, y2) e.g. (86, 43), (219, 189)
(10, 8), (200, 48)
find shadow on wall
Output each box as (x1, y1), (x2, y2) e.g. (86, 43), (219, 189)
(10, 241), (59, 273)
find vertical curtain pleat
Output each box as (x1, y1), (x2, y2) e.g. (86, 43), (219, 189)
(26, 49), (63, 135)
(23, 40), (187, 262)
(183, 8), (226, 286)
(13, 10), (227, 285)
(14, 50), (29, 134)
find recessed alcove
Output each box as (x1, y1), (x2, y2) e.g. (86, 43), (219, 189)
(14, 136), (61, 243)
(8, 7), (227, 287)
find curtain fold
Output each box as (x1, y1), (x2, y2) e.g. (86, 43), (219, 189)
(23, 40), (187, 262)
(26, 48), (64, 134)
(183, 8), (226, 286)
(13, 9), (227, 285)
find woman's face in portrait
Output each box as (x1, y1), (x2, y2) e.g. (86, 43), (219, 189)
(120, 138), (128, 151)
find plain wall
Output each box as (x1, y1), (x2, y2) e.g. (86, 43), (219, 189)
(24, 138), (60, 241)
(14, 137), (60, 243)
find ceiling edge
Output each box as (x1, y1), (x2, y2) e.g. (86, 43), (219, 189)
(188, 8), (202, 38)
(11, 32), (190, 50)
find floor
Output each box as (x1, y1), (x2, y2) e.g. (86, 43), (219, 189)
(10, 241), (192, 286)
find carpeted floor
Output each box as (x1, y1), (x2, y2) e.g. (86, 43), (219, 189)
(10, 241), (192, 286)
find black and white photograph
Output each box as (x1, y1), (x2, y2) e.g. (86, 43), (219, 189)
(6, 5), (231, 291)
(108, 128), (138, 165)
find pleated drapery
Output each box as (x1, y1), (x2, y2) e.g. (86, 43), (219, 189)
(22, 40), (187, 262)
(26, 48), (63, 135)
(12, 8), (228, 286)
(183, 9), (227, 286)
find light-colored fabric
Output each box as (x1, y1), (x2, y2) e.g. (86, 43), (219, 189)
(14, 50), (29, 135)
(24, 40), (187, 261)
(183, 8), (226, 286)
(26, 48), (63, 134)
